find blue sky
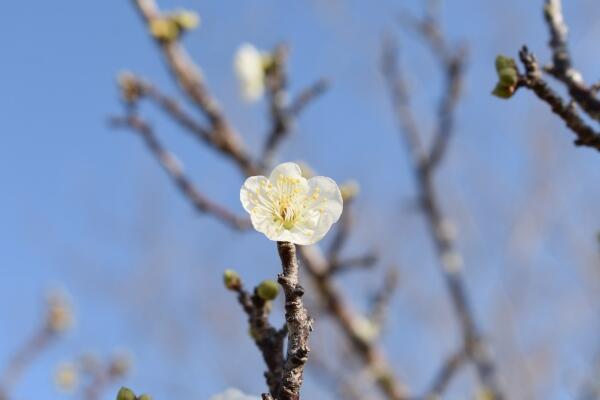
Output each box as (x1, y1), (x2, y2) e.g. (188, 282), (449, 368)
(1, 1), (600, 399)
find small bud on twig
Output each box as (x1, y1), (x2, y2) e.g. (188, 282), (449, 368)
(257, 280), (280, 301)
(223, 269), (242, 290)
(340, 180), (360, 202)
(116, 387), (136, 400)
(491, 55), (519, 99)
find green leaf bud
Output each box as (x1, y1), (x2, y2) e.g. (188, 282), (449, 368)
(223, 269), (242, 290)
(257, 280), (280, 301)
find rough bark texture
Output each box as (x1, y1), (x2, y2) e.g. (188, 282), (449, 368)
(276, 242), (312, 400)
(234, 287), (286, 396)
(517, 47), (600, 151)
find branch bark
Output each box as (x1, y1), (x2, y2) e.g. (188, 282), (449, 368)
(517, 47), (600, 151)
(276, 242), (312, 400)
(132, 0), (257, 176)
(382, 27), (503, 399)
(110, 115), (251, 230)
(277, 242), (312, 400)
(232, 281), (286, 396)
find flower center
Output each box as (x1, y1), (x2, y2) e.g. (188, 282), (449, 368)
(279, 200), (297, 230)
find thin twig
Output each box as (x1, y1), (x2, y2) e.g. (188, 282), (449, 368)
(421, 349), (468, 400)
(123, 4), (406, 397)
(132, 0), (257, 175)
(0, 330), (53, 400)
(232, 280), (286, 396)
(517, 47), (600, 151)
(289, 79), (329, 117)
(120, 74), (213, 147)
(329, 253), (378, 275)
(382, 32), (503, 399)
(542, 0), (600, 121)
(298, 246), (410, 400)
(369, 267), (399, 331)
(260, 45), (328, 169)
(110, 115), (251, 230)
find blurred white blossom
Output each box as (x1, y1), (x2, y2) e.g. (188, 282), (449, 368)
(240, 162), (343, 245)
(54, 362), (78, 393)
(234, 43), (267, 102)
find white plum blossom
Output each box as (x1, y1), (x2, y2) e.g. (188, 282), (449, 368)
(240, 162), (343, 245)
(234, 43), (266, 102)
(209, 388), (260, 400)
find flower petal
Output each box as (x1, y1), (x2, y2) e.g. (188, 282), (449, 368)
(240, 175), (269, 213)
(268, 162), (303, 183)
(308, 176), (343, 223)
(296, 176), (343, 244)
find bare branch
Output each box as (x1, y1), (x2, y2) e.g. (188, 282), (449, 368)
(397, 11), (468, 168)
(0, 331), (52, 400)
(326, 196), (355, 265)
(123, 4), (406, 398)
(229, 277), (286, 396)
(381, 36), (427, 166)
(289, 79), (329, 117)
(298, 246), (410, 400)
(110, 115), (251, 230)
(428, 47), (466, 168)
(0, 294), (70, 400)
(382, 33), (503, 399)
(369, 267), (399, 331)
(539, 0), (600, 124)
(260, 45), (328, 169)
(82, 354), (130, 400)
(517, 47), (600, 151)
(421, 349), (468, 400)
(329, 253), (378, 275)
(277, 241), (312, 400)
(132, 0), (257, 175)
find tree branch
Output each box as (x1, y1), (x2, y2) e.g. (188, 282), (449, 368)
(421, 349), (467, 400)
(260, 45), (328, 169)
(231, 279), (286, 396)
(542, 0), (600, 122)
(110, 115), (251, 230)
(517, 47), (600, 151)
(122, 4), (406, 398)
(382, 30), (503, 399)
(276, 242), (312, 400)
(298, 246), (409, 400)
(132, 0), (257, 176)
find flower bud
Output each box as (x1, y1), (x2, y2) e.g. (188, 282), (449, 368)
(46, 291), (73, 334)
(492, 55), (518, 99)
(117, 72), (141, 103)
(340, 180), (360, 202)
(172, 10), (200, 30)
(223, 269), (241, 290)
(116, 387), (136, 400)
(109, 350), (132, 377)
(138, 395), (153, 400)
(491, 83), (515, 99)
(149, 18), (179, 42)
(498, 68), (517, 87)
(257, 280), (279, 301)
(54, 362), (78, 393)
(495, 55), (516, 72)
(261, 53), (276, 75)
